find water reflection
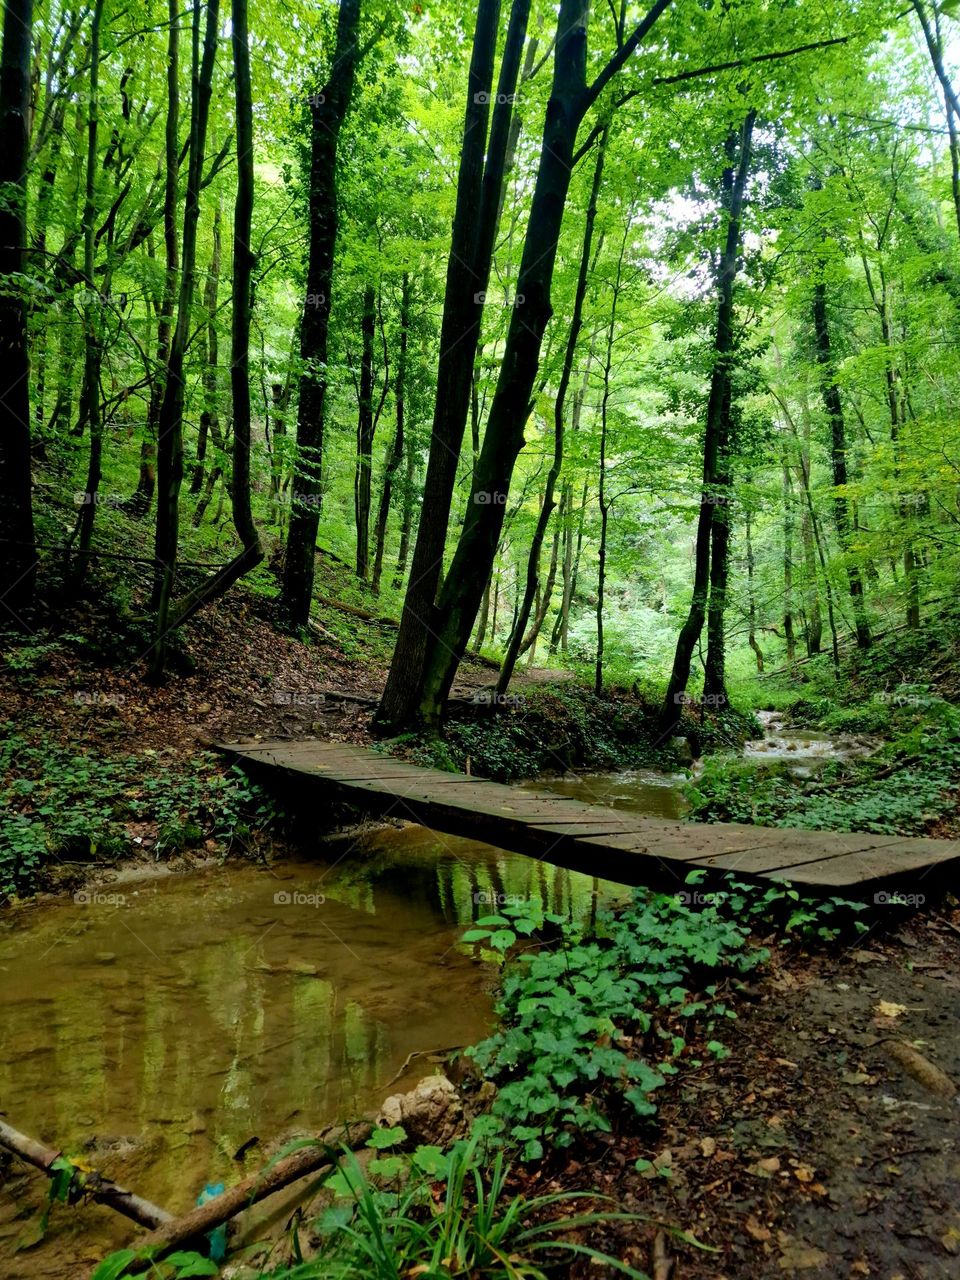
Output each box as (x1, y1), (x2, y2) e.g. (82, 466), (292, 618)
(0, 825), (617, 1274)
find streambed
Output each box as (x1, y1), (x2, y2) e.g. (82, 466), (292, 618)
(0, 714), (867, 1275)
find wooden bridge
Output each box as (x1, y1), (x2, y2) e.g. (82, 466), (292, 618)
(218, 739), (960, 897)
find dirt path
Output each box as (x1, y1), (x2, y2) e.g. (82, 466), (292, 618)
(565, 915), (960, 1278)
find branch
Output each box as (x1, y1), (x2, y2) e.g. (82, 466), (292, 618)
(583, 0), (672, 111)
(651, 34), (852, 89)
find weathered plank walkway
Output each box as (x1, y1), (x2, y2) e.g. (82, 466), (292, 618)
(218, 740), (960, 896)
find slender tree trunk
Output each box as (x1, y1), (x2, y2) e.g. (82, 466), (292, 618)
(151, 0), (220, 675)
(595, 223), (629, 696)
(225, 0), (262, 567)
(811, 275), (871, 649)
(913, 0), (960, 240)
(72, 0), (106, 580)
(781, 455), (797, 661)
(661, 112), (755, 729)
(703, 375), (733, 705)
(376, 0), (530, 729)
(521, 515), (561, 662)
(498, 125), (607, 695)
(474, 577), (491, 651)
(393, 435), (417, 589)
(417, 0), (671, 727)
(549, 479), (574, 655)
(355, 284), (377, 580)
(281, 0), (362, 625)
(191, 202), (222, 495)
(745, 499), (764, 673)
(372, 273), (410, 594)
(154, 0), (265, 633)
(0, 0), (37, 622)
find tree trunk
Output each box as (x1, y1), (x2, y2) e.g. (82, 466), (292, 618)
(393, 432), (417, 589)
(497, 124), (606, 695)
(355, 284), (377, 580)
(0, 0), (37, 622)
(372, 273), (410, 594)
(781, 454), (797, 661)
(811, 274), (871, 649)
(417, 0), (671, 727)
(151, 0), (220, 676)
(280, 0), (362, 625)
(72, 0), (106, 581)
(191, 201), (222, 496)
(661, 111), (756, 730)
(595, 222), (629, 696)
(745, 498), (764, 672)
(376, 0), (529, 729)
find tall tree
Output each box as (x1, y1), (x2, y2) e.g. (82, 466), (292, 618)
(281, 0), (363, 625)
(387, 0), (672, 730)
(375, 0), (529, 728)
(0, 0), (37, 624)
(661, 110), (756, 729)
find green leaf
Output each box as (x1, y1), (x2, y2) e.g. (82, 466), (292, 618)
(367, 1125), (406, 1150)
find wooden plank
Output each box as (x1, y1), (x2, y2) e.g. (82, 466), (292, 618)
(216, 739), (960, 895)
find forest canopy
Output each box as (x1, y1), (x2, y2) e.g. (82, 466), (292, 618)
(1, 0), (958, 728)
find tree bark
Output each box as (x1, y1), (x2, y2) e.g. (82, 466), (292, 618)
(151, 0), (220, 675)
(375, 0), (530, 729)
(0, 0), (38, 623)
(418, 0), (672, 728)
(355, 284), (377, 580)
(810, 274), (871, 649)
(498, 125), (606, 695)
(281, 0), (362, 625)
(372, 273), (410, 594)
(781, 455), (797, 662)
(661, 111), (755, 730)
(72, 0), (107, 582)
(0, 1118), (171, 1231)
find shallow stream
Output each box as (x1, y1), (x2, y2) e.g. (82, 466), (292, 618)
(0, 713), (867, 1274)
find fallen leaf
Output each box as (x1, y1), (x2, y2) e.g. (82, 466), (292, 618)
(745, 1216), (772, 1242)
(793, 1164), (816, 1183)
(778, 1242), (829, 1271)
(700, 1136), (716, 1158)
(874, 1000), (908, 1019)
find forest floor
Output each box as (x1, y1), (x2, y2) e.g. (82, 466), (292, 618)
(3, 577), (960, 1278)
(549, 915), (960, 1280)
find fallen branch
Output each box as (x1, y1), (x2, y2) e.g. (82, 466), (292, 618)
(0, 1118), (171, 1230)
(886, 1041), (957, 1099)
(120, 1117), (374, 1271)
(316, 594), (398, 627)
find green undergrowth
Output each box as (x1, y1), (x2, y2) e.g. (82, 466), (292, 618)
(387, 681), (759, 781)
(459, 876), (867, 1163)
(0, 729), (278, 904)
(91, 876), (867, 1280)
(689, 686), (960, 837)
